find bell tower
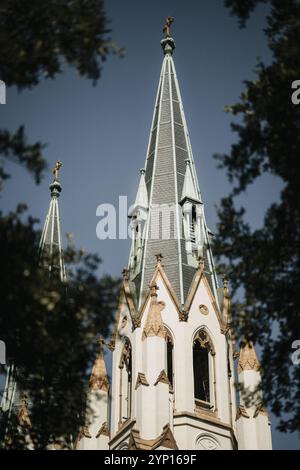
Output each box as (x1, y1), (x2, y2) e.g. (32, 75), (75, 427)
(102, 19), (272, 451)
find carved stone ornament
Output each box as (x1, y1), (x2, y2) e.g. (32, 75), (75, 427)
(132, 316), (141, 329)
(78, 425), (92, 441)
(194, 329), (215, 355)
(197, 435), (220, 450)
(179, 308), (189, 322)
(135, 372), (150, 390)
(238, 341), (260, 374)
(253, 402), (268, 418)
(199, 304), (209, 315)
(96, 422), (109, 438)
(18, 393), (32, 427)
(236, 405), (250, 420)
(154, 369), (170, 386)
(142, 287), (166, 340)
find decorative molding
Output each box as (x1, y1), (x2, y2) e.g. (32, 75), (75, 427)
(77, 425), (92, 441)
(135, 372), (149, 390)
(142, 283), (166, 341)
(89, 349), (109, 392)
(119, 340), (131, 370)
(136, 263), (182, 327)
(253, 402), (269, 418)
(128, 424), (178, 450)
(183, 260), (225, 332)
(179, 307), (189, 322)
(108, 419), (136, 447)
(197, 434), (220, 450)
(96, 422), (110, 438)
(89, 375), (109, 392)
(236, 405), (250, 420)
(132, 316), (141, 329)
(199, 304), (209, 315)
(18, 393), (31, 428)
(194, 329), (215, 355)
(154, 369), (170, 386)
(237, 341), (260, 374)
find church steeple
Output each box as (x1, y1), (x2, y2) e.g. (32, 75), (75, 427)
(129, 24), (218, 306)
(39, 160), (66, 283)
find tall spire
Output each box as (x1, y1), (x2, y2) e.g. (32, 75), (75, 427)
(129, 22), (218, 306)
(39, 160), (66, 283)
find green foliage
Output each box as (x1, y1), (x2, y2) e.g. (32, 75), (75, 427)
(0, 0), (124, 90)
(0, 126), (47, 189)
(0, 206), (120, 448)
(217, 0), (300, 432)
(0, 0), (122, 448)
(0, 0), (124, 190)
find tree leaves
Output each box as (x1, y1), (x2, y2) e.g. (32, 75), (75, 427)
(219, 0), (300, 432)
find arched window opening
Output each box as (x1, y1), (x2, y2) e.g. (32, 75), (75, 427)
(190, 205), (197, 251)
(193, 330), (215, 407)
(119, 340), (132, 424)
(166, 332), (174, 389)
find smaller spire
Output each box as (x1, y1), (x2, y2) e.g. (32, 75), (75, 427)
(18, 393), (31, 427)
(133, 168), (148, 210)
(181, 159), (200, 203)
(238, 341), (260, 374)
(89, 341), (109, 392)
(39, 160), (66, 282)
(142, 282), (166, 341)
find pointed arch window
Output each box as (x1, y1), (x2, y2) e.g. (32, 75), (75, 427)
(165, 330), (174, 389)
(188, 204), (197, 251)
(193, 329), (215, 408)
(119, 339), (132, 424)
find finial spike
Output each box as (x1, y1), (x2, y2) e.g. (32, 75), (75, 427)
(155, 253), (163, 265)
(122, 267), (129, 281)
(198, 256), (205, 269)
(150, 281), (159, 297)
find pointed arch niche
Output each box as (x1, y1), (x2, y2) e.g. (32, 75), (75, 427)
(118, 339), (132, 426)
(192, 329), (217, 411)
(165, 327), (174, 391)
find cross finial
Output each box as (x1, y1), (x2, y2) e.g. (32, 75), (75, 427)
(52, 160), (62, 182)
(223, 275), (229, 289)
(198, 256), (205, 269)
(155, 253), (163, 265)
(163, 16), (175, 38)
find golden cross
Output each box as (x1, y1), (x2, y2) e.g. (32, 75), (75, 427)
(53, 160), (62, 181)
(163, 16), (175, 38)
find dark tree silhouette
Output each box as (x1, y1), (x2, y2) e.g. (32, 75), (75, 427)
(0, 0), (122, 448)
(215, 0), (300, 433)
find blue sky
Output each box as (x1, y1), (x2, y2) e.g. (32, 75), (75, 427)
(0, 0), (298, 449)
